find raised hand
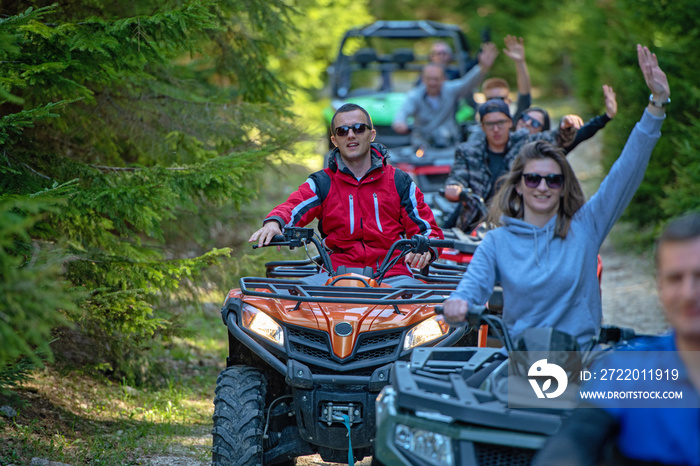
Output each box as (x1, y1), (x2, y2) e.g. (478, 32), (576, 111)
(559, 114), (583, 147)
(503, 35), (526, 63)
(560, 114), (584, 130)
(478, 42), (499, 70)
(637, 44), (670, 100)
(603, 84), (618, 119)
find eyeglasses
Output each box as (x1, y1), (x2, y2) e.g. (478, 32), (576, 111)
(522, 173), (564, 189)
(482, 119), (510, 130)
(521, 113), (543, 129)
(334, 123), (371, 137)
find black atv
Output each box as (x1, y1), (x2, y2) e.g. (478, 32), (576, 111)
(373, 305), (640, 465)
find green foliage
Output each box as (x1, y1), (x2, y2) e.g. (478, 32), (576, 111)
(0, 196), (76, 372)
(661, 112), (700, 218)
(0, 1), (302, 382)
(270, 0), (373, 158)
(385, 0), (700, 234)
(577, 0), (700, 226)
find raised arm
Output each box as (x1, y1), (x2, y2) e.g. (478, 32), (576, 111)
(478, 41), (499, 74)
(603, 84), (617, 119)
(639, 44), (670, 117)
(449, 42), (499, 98)
(503, 35), (531, 114)
(564, 84), (617, 154)
(585, 44), (668, 242)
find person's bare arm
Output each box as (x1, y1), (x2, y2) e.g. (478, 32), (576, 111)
(603, 84), (617, 119)
(503, 35), (531, 98)
(477, 41), (499, 74)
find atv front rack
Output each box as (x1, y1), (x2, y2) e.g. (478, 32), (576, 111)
(239, 277), (456, 305)
(392, 347), (564, 435)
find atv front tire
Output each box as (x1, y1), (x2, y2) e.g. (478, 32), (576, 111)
(212, 365), (267, 466)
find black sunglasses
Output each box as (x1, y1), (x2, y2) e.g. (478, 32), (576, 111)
(521, 113), (542, 129)
(522, 173), (564, 189)
(334, 123), (371, 137)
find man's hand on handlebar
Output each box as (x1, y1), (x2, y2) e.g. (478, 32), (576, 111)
(405, 251), (432, 270)
(443, 298), (469, 322)
(249, 221), (282, 249)
(444, 184), (463, 202)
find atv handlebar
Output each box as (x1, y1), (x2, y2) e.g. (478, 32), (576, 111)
(424, 239), (456, 249)
(434, 304), (487, 326)
(434, 304), (514, 352)
(435, 305), (644, 358)
(254, 227), (454, 281)
(373, 235), (455, 283)
(253, 227), (334, 274)
(252, 228), (316, 250)
(438, 187), (488, 217)
(251, 234), (286, 248)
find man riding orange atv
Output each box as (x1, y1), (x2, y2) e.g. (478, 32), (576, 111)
(211, 104), (482, 464)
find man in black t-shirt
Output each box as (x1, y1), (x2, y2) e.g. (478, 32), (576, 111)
(444, 99), (580, 231)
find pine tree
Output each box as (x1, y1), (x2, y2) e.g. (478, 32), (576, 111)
(0, 1), (301, 382)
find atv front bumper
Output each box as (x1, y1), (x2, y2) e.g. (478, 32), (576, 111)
(374, 386), (545, 466)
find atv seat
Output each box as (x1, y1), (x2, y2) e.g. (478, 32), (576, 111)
(265, 257), (322, 278)
(335, 265), (375, 277)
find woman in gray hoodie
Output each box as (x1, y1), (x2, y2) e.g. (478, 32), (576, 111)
(443, 44), (670, 345)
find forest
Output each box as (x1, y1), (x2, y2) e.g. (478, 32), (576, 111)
(1, 0), (698, 424)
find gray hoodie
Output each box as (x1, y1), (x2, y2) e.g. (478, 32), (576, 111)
(450, 109), (665, 345)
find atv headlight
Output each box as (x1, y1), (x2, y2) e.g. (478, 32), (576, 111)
(241, 304), (284, 347)
(394, 424), (453, 466)
(403, 316), (449, 350)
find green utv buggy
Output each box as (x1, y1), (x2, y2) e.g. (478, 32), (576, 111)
(323, 20), (476, 149)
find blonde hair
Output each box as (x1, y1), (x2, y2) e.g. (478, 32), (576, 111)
(482, 77), (510, 93)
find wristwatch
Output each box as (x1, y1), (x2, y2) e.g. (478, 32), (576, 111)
(649, 94), (671, 108)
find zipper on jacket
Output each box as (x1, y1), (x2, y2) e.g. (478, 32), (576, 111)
(373, 193), (383, 232)
(349, 194), (354, 234)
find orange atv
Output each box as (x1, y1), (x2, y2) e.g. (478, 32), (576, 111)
(212, 227), (475, 465)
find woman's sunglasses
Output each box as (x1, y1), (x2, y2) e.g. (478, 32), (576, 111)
(522, 173), (564, 189)
(334, 123), (371, 137)
(520, 113), (543, 129)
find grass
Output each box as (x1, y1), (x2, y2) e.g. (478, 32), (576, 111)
(0, 304), (224, 464)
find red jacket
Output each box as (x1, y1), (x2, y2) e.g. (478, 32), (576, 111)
(266, 144), (443, 277)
